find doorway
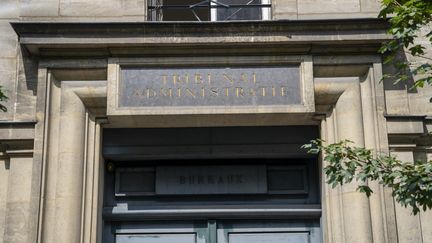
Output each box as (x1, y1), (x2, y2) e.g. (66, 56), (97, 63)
(102, 126), (322, 243)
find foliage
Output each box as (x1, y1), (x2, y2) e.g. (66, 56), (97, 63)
(302, 140), (432, 215)
(378, 0), (432, 88)
(0, 85), (7, 112)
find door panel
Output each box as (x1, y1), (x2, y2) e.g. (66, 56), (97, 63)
(229, 232), (309, 243)
(114, 221), (207, 243)
(217, 220), (321, 243)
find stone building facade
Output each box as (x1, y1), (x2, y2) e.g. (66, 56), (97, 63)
(0, 0), (431, 243)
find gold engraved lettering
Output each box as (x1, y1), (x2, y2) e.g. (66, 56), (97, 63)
(173, 74), (189, 85)
(240, 73), (249, 83)
(161, 74), (168, 86)
(207, 73), (212, 85)
(223, 74), (235, 85)
(184, 74), (190, 84)
(210, 87), (219, 97)
(201, 87), (205, 97)
(177, 88), (182, 97)
(146, 88), (156, 99)
(160, 88), (172, 97)
(195, 74), (203, 84)
(272, 86), (276, 97)
(260, 87), (267, 97)
(281, 86), (287, 96)
(236, 87), (244, 97)
(225, 87), (230, 97)
(132, 89), (141, 97)
(252, 73), (257, 84)
(173, 74), (179, 85)
(186, 88), (196, 98)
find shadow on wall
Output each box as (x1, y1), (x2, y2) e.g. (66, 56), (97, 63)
(382, 50), (417, 93)
(19, 44), (38, 96)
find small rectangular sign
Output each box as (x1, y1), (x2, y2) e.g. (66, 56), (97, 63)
(119, 66), (301, 107)
(155, 166), (267, 195)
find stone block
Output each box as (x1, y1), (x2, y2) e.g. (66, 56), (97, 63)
(0, 0), (19, 19)
(19, 15), (145, 21)
(420, 211), (432, 242)
(59, 0), (144, 17)
(3, 157), (32, 243)
(0, 68), (17, 120)
(0, 21), (17, 59)
(19, 0), (59, 17)
(0, 59), (18, 120)
(0, 58), (16, 72)
(3, 202), (30, 243)
(7, 157), (32, 202)
(14, 54), (37, 121)
(272, 0), (297, 20)
(394, 205), (422, 243)
(298, 0), (360, 14)
(298, 12), (377, 19)
(408, 89), (432, 115)
(360, 0), (380, 13)
(387, 118), (424, 135)
(384, 89), (410, 115)
(0, 159), (9, 243)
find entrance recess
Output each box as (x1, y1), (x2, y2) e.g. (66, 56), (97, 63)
(102, 126), (321, 243)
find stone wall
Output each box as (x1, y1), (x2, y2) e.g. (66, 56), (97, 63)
(0, 1), (431, 243)
(273, 0), (382, 20)
(0, 0), (385, 123)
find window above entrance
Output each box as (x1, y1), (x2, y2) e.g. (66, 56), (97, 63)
(147, 0), (271, 21)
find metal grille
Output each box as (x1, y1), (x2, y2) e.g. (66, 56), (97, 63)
(148, 0), (271, 21)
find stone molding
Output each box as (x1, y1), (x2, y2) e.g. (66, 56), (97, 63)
(10, 19), (391, 57)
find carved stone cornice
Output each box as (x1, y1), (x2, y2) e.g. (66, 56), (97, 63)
(10, 18), (391, 57)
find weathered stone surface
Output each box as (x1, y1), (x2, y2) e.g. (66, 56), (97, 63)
(0, 21), (17, 59)
(360, 0), (380, 13)
(298, 12), (377, 20)
(298, 0), (360, 14)
(387, 118), (424, 134)
(0, 59), (17, 120)
(408, 88), (432, 115)
(3, 203), (29, 243)
(272, 0), (297, 20)
(420, 209), (432, 242)
(0, 159), (9, 243)
(14, 53), (37, 121)
(0, 0), (19, 19)
(20, 0), (59, 17)
(3, 156), (32, 243)
(59, 0), (144, 17)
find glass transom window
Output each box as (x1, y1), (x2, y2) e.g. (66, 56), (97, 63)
(147, 0), (271, 21)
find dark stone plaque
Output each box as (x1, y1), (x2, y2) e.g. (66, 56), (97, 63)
(119, 66), (301, 107)
(155, 166), (267, 195)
